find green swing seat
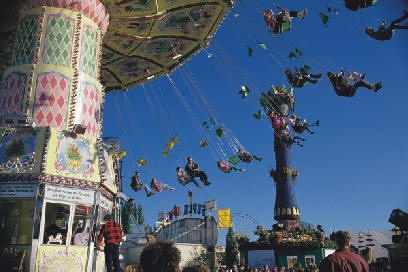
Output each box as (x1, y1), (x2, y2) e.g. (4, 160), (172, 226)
(272, 20), (291, 34)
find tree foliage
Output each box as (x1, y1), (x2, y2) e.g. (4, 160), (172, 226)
(121, 201), (151, 235)
(225, 227), (239, 269)
(137, 204), (145, 225)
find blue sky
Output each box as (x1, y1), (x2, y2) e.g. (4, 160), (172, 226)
(102, 0), (408, 243)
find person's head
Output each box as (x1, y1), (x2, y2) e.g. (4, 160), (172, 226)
(264, 264), (269, 270)
(103, 214), (112, 222)
(327, 71), (336, 80)
(182, 265), (210, 272)
(335, 230), (352, 249)
(134, 171), (140, 177)
(187, 157), (193, 163)
(140, 241), (181, 272)
(272, 267), (278, 272)
(176, 167), (183, 174)
(217, 161), (222, 167)
(293, 263), (302, 271)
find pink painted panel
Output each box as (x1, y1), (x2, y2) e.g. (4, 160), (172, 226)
(75, 81), (100, 137)
(0, 72), (27, 125)
(33, 71), (70, 129)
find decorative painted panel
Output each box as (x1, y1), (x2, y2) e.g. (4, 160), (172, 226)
(80, 23), (99, 77)
(74, 79), (101, 138)
(54, 131), (94, 176)
(133, 37), (197, 66)
(45, 128), (100, 182)
(26, 0), (109, 35)
(0, 129), (35, 171)
(33, 71), (71, 130)
(104, 0), (156, 18)
(153, 4), (224, 38)
(0, 72), (27, 126)
(41, 13), (75, 67)
(100, 148), (117, 194)
(36, 245), (88, 272)
(95, 250), (105, 272)
(0, 127), (46, 174)
(13, 14), (39, 66)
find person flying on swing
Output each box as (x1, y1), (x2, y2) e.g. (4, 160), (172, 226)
(237, 148), (262, 163)
(288, 114), (319, 134)
(176, 167), (203, 188)
(217, 161), (245, 173)
(130, 171), (154, 197)
(185, 157), (211, 186)
(285, 66), (322, 88)
(263, 6), (307, 33)
(344, 0), (377, 11)
(150, 178), (175, 193)
(365, 10), (408, 41)
(279, 130), (306, 147)
(327, 70), (382, 97)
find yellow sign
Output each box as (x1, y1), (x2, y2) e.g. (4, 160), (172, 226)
(217, 209), (232, 228)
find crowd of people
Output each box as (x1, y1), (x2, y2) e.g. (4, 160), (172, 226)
(98, 216), (373, 272)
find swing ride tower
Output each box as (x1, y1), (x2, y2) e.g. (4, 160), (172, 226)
(273, 135), (300, 222)
(0, 0), (233, 271)
(268, 90), (301, 223)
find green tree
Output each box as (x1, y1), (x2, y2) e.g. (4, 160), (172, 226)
(189, 249), (213, 269)
(121, 201), (133, 234)
(225, 227), (239, 269)
(6, 139), (25, 160)
(132, 203), (138, 222)
(137, 204), (145, 225)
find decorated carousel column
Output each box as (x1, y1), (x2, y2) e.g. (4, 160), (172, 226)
(273, 135), (300, 224)
(0, 1), (112, 271)
(269, 91), (300, 225)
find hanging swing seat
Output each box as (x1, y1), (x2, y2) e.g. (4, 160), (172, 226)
(268, 19), (291, 34)
(177, 175), (200, 186)
(275, 20), (291, 34)
(345, 0), (377, 11)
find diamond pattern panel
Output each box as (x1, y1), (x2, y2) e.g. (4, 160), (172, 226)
(33, 72), (70, 129)
(75, 82), (100, 137)
(42, 14), (75, 67)
(13, 15), (38, 65)
(27, 0), (108, 34)
(80, 25), (98, 77)
(0, 72), (27, 125)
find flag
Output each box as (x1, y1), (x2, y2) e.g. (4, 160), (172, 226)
(218, 208), (232, 228)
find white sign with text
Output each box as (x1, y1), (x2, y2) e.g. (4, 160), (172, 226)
(99, 194), (113, 212)
(45, 185), (95, 204)
(0, 184), (37, 198)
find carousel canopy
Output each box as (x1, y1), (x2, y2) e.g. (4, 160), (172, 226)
(100, 0), (234, 92)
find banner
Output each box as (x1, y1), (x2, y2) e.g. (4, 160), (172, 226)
(217, 208), (232, 228)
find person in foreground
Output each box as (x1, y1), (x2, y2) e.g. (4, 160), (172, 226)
(319, 230), (369, 272)
(98, 214), (123, 272)
(182, 264), (211, 272)
(140, 240), (181, 272)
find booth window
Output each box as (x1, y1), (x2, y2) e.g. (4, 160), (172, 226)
(0, 200), (35, 246)
(71, 204), (93, 246)
(42, 202), (70, 245)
